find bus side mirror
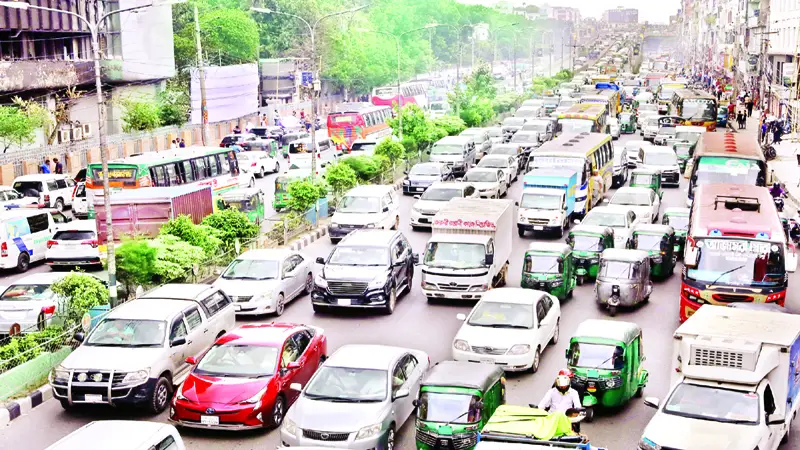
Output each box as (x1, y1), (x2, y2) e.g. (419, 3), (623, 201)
(684, 246), (698, 267)
(786, 245), (798, 273)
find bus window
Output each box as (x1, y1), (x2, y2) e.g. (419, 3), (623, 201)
(181, 160), (195, 183)
(164, 164), (180, 185)
(194, 157), (209, 179)
(207, 156), (220, 177)
(150, 166), (164, 187)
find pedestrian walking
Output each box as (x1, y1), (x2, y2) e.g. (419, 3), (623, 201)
(179, 138), (186, 148)
(170, 139), (178, 149)
(773, 122), (783, 144)
(746, 96), (754, 117)
(40, 159), (51, 174)
(53, 157), (63, 174)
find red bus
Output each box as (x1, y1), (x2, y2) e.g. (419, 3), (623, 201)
(681, 184), (797, 322)
(371, 81), (428, 110)
(326, 105), (393, 151)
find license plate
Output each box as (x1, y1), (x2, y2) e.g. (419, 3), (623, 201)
(84, 394), (103, 403)
(200, 415), (219, 425)
(338, 298), (352, 306)
(234, 304), (242, 311)
(415, 187), (423, 192)
(419, 218), (429, 223)
(533, 226), (544, 230)
(480, 358), (494, 364)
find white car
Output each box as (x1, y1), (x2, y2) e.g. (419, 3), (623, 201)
(477, 154), (518, 184)
(410, 182), (479, 230)
(0, 272), (104, 335)
(462, 168), (507, 199)
(579, 205), (641, 248)
(328, 185), (400, 243)
(452, 288), (560, 373)
(45, 220), (101, 268)
(623, 140), (647, 168)
(0, 186), (36, 210)
(212, 248), (312, 316)
(71, 182), (88, 219)
(637, 109), (657, 129)
(486, 127), (504, 146)
(607, 187), (661, 224)
(639, 146), (682, 186)
(236, 150), (280, 178)
(608, 118), (621, 139)
(641, 116), (660, 141)
(45, 421), (185, 450)
(12, 174), (75, 211)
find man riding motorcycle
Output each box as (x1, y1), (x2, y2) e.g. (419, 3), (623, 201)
(538, 369), (583, 431)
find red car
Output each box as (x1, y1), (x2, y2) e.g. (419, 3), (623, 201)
(169, 322), (327, 430)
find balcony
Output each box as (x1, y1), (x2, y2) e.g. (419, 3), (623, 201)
(0, 60), (95, 93)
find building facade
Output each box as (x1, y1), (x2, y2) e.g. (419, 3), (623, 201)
(603, 8), (639, 24)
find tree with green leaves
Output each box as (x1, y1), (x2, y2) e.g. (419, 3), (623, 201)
(50, 274), (109, 328)
(201, 209), (260, 250)
(325, 161), (358, 199)
(374, 138), (405, 165)
(0, 106), (39, 153)
(432, 116), (467, 136)
(287, 179), (327, 214)
(120, 99), (162, 132)
(387, 104), (439, 152)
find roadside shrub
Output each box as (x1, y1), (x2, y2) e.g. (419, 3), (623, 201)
(432, 116), (467, 136)
(287, 179), (327, 214)
(341, 155), (382, 182)
(116, 239), (158, 298)
(160, 215), (221, 256)
(50, 273), (109, 328)
(150, 235), (206, 282)
(201, 209), (260, 251)
(374, 138), (405, 164)
(325, 161), (358, 199)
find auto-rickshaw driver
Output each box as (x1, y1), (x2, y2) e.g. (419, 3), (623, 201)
(537, 369), (583, 431)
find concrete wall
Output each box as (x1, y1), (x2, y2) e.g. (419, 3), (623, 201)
(0, 347), (71, 401)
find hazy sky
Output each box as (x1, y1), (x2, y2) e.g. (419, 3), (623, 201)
(460, 0), (682, 24)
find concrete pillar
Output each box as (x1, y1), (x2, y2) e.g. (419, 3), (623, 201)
(166, 132), (177, 147)
(88, 147), (100, 163)
(65, 153), (81, 174)
(23, 161), (38, 175)
(180, 130), (192, 146)
(0, 164), (15, 185)
(153, 136), (165, 152)
(122, 141), (135, 157)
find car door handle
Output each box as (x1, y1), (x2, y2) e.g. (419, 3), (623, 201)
(187, 339), (193, 344)
(203, 328), (209, 333)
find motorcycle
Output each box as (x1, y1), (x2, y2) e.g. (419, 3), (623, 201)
(775, 196), (785, 212)
(763, 144), (777, 161)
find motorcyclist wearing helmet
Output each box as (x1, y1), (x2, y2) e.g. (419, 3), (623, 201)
(538, 370), (582, 414)
(770, 182), (785, 198)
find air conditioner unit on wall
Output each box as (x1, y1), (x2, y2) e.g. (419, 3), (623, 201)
(71, 128), (83, 141)
(82, 123), (92, 138)
(59, 130), (72, 144)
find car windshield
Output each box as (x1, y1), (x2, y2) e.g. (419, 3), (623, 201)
(463, 171), (498, 183)
(504, 119), (525, 126)
(524, 123), (548, 133)
(338, 195), (380, 213)
(694, 157), (762, 187)
(418, 393), (482, 424)
(487, 129), (503, 138)
(646, 117), (659, 126)
(86, 319), (166, 347)
(421, 188), (462, 201)
(633, 234), (663, 251)
(410, 165), (441, 176)
(304, 366), (387, 402)
(431, 145), (464, 155)
(583, 211), (627, 228)
(194, 344), (279, 378)
(687, 239), (785, 287)
(511, 133), (538, 143)
(543, 97), (559, 106)
(658, 127), (677, 136)
(559, 119), (595, 134)
(350, 142), (376, 153)
(524, 254), (561, 274)
(568, 342), (625, 369)
(491, 147), (516, 156)
(570, 234), (604, 252)
(664, 383), (759, 424)
(521, 193), (561, 210)
(682, 100), (716, 121)
(424, 242), (486, 269)
(329, 246), (388, 266)
(599, 260), (638, 278)
(468, 301), (534, 329)
(674, 132), (700, 143)
(478, 158), (508, 169)
(222, 258), (279, 280)
(611, 191), (651, 206)
(0, 284), (56, 301)
(663, 214), (689, 230)
(53, 230), (95, 241)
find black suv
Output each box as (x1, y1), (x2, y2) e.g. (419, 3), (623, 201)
(312, 230), (418, 314)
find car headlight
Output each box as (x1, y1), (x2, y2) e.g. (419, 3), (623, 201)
(550, 279), (563, 287)
(638, 437), (660, 450)
(368, 277), (387, 289)
(652, 255), (663, 263)
(508, 344), (531, 355)
(121, 369), (149, 384)
(365, 223), (376, 228)
(50, 365), (69, 382)
(403, 179), (410, 185)
(330, 223), (339, 228)
(314, 274), (328, 288)
(240, 386), (267, 405)
(453, 339), (470, 352)
(422, 282), (437, 290)
(282, 418), (298, 437)
(356, 422), (383, 440)
(468, 284), (488, 292)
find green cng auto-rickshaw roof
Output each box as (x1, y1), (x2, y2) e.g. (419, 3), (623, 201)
(422, 361), (504, 391)
(632, 224), (674, 236)
(631, 168), (659, 177)
(600, 248), (650, 262)
(573, 319), (642, 345)
(664, 207), (690, 217)
(570, 225), (614, 237)
(526, 242), (572, 255)
(219, 188), (263, 202)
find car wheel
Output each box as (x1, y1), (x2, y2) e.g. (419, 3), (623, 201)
(383, 286), (397, 315)
(16, 253), (30, 272)
(530, 347), (541, 373)
(391, 216), (399, 230)
(149, 376), (171, 414)
(248, 177), (255, 188)
(55, 198), (65, 212)
(550, 320), (560, 345)
(274, 162), (280, 173)
(275, 293), (285, 316)
(271, 395), (286, 428)
(302, 272), (313, 295)
(259, 167), (266, 178)
(312, 304), (329, 314)
(59, 399), (72, 410)
(384, 425), (396, 450)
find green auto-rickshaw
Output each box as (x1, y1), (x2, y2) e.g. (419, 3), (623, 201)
(415, 361), (505, 450)
(217, 188), (266, 225)
(619, 112), (637, 134)
(566, 319), (648, 422)
(521, 243), (576, 301)
(626, 224), (677, 279)
(566, 225), (614, 286)
(272, 167), (322, 212)
(662, 207), (690, 257)
(672, 142), (692, 172)
(629, 168), (662, 199)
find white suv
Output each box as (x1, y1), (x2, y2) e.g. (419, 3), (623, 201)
(50, 284), (235, 413)
(12, 174), (75, 211)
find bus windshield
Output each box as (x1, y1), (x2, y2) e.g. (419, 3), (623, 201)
(687, 239), (785, 287)
(559, 119), (595, 134)
(682, 100), (716, 121)
(694, 157), (762, 187)
(89, 165), (139, 186)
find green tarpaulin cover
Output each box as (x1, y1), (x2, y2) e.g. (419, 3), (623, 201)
(482, 405), (575, 440)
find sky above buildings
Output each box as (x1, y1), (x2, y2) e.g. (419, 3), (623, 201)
(457, 0), (681, 24)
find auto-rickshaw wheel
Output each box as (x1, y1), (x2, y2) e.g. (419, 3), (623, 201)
(585, 406), (595, 423)
(576, 275), (585, 285)
(608, 305), (617, 317)
(635, 386), (643, 398)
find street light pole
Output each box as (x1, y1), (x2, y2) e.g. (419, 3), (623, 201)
(0, 0), (179, 306)
(193, 4), (209, 145)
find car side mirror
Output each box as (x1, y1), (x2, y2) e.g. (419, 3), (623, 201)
(412, 253), (420, 264)
(456, 313), (467, 321)
(287, 361), (301, 370)
(73, 332), (85, 343)
(412, 399), (419, 407)
(171, 337), (186, 347)
(315, 257), (325, 264)
(485, 254), (494, 265)
(383, 206), (389, 212)
(393, 388), (410, 401)
(767, 414), (785, 425)
(290, 383), (303, 392)
(185, 356), (197, 365)
(643, 397), (660, 409)
(565, 349), (570, 358)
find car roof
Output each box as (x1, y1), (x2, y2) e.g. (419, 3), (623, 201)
(326, 344), (412, 370)
(344, 185), (394, 196)
(340, 229), (397, 247)
(0, 208), (54, 220)
(480, 154), (509, 161)
(422, 361), (503, 390)
(664, 207), (690, 215)
(467, 167), (500, 173)
(216, 322), (309, 346)
(46, 421), (178, 450)
(108, 297), (193, 320)
(642, 146), (675, 154)
(526, 242), (572, 254)
(632, 223), (674, 234)
(436, 136), (472, 144)
(613, 186), (654, 195)
(601, 248), (650, 261)
(588, 205), (630, 215)
(235, 248), (294, 261)
(481, 288), (545, 305)
(54, 220), (97, 233)
(427, 181), (469, 191)
(413, 162), (446, 169)
(13, 174), (69, 182)
(140, 283), (218, 301)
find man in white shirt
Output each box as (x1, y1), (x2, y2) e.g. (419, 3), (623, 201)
(538, 369), (582, 431)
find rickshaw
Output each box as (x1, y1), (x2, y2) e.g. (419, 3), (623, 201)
(662, 207), (690, 256)
(626, 224), (677, 279)
(672, 142), (692, 172)
(521, 243), (576, 301)
(629, 168), (662, 199)
(619, 112), (636, 134)
(477, 405), (601, 448)
(566, 319), (649, 422)
(415, 361), (505, 450)
(716, 106), (728, 128)
(595, 249), (652, 316)
(217, 188), (266, 225)
(566, 226), (614, 286)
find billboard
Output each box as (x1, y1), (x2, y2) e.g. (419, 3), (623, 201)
(190, 64), (259, 125)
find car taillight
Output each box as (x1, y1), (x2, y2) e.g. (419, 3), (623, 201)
(81, 240), (99, 248)
(220, 143), (225, 147)
(766, 291), (786, 303)
(251, 162), (257, 167)
(1, 242), (7, 257)
(47, 240), (57, 249)
(43, 194), (50, 203)
(41, 305), (56, 315)
(72, 185), (78, 198)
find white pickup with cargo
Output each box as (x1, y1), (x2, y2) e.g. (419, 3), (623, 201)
(421, 198), (515, 302)
(639, 305), (800, 450)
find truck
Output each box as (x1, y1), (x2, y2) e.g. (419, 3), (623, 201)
(421, 198), (515, 302)
(639, 305), (800, 450)
(518, 169), (577, 237)
(94, 184), (213, 244)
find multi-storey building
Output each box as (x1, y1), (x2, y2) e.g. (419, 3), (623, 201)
(603, 8), (639, 24)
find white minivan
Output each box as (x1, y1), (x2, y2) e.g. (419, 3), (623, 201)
(328, 185), (400, 243)
(12, 174), (75, 211)
(45, 421), (185, 450)
(0, 209), (70, 272)
(287, 137), (337, 172)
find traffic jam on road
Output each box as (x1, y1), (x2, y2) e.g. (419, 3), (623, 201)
(2, 29), (800, 450)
